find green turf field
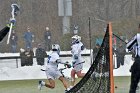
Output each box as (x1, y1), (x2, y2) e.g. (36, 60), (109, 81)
(114, 76), (131, 93)
(0, 76), (132, 93)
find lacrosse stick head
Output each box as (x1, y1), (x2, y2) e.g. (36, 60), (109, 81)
(11, 4), (20, 11)
(11, 4), (20, 16)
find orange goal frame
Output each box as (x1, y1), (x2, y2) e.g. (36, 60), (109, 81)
(109, 22), (114, 93)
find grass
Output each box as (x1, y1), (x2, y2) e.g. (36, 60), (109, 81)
(0, 76), (131, 93)
(114, 76), (131, 93)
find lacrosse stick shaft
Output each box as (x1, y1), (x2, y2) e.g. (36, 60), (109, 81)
(7, 23), (13, 44)
(7, 4), (17, 44)
(73, 61), (85, 68)
(113, 33), (127, 44)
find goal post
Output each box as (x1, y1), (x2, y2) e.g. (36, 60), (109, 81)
(109, 22), (114, 93)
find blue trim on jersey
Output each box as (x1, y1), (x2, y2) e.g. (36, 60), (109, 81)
(47, 56), (51, 63)
(81, 45), (84, 50)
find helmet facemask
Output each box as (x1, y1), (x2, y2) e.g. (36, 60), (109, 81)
(71, 35), (81, 44)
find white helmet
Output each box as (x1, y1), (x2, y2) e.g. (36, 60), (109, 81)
(52, 44), (60, 51)
(78, 36), (81, 41)
(71, 35), (81, 44)
(20, 48), (25, 53)
(52, 44), (60, 54)
(46, 27), (49, 31)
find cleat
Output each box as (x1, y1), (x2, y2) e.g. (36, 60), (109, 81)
(69, 86), (73, 89)
(38, 80), (43, 90)
(65, 90), (68, 93)
(65, 88), (70, 93)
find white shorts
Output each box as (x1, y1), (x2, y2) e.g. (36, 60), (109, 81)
(45, 67), (62, 80)
(73, 63), (83, 72)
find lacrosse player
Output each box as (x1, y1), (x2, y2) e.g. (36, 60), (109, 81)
(38, 44), (70, 92)
(70, 35), (85, 88)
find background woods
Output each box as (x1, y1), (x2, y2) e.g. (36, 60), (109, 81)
(0, 0), (140, 52)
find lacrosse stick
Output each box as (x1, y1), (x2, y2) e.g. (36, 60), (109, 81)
(72, 61), (85, 68)
(7, 3), (19, 44)
(40, 61), (72, 72)
(40, 63), (72, 81)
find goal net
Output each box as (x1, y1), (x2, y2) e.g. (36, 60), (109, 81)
(67, 23), (114, 93)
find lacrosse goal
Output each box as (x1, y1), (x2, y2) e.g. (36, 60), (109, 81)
(67, 22), (114, 93)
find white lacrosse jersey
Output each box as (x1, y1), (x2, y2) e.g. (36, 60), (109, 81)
(47, 51), (60, 69)
(71, 42), (83, 55)
(71, 42), (85, 72)
(45, 51), (62, 80)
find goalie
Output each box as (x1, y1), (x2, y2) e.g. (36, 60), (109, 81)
(38, 44), (70, 92)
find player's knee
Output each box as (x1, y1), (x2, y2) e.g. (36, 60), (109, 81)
(50, 85), (55, 89)
(59, 76), (65, 81)
(77, 73), (85, 78)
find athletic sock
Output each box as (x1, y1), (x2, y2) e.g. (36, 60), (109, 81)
(41, 81), (45, 86)
(69, 86), (73, 89)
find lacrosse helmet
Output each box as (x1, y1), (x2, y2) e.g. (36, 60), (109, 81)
(46, 27), (49, 31)
(52, 44), (60, 54)
(71, 35), (81, 44)
(20, 48), (25, 53)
